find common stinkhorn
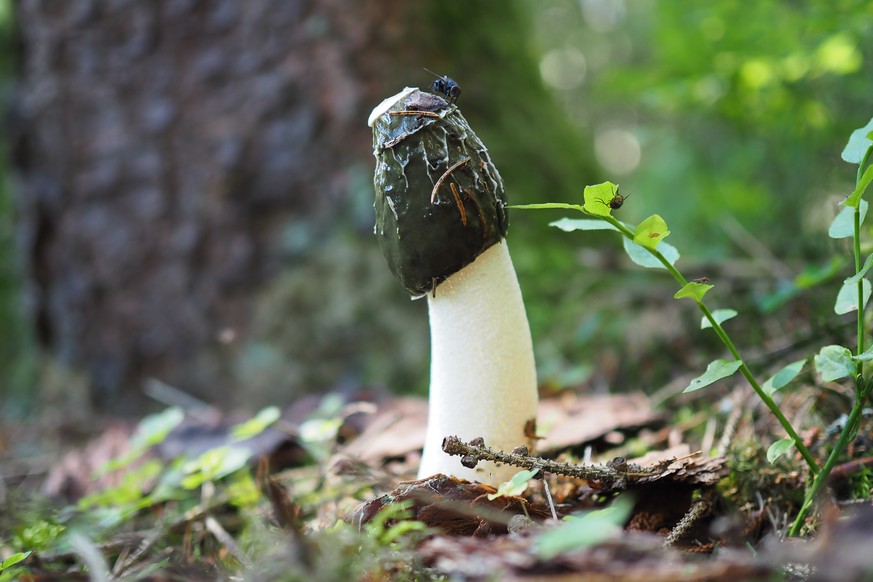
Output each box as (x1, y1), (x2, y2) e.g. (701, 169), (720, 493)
(368, 87), (538, 485)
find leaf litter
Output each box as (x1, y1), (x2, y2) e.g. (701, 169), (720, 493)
(6, 387), (873, 580)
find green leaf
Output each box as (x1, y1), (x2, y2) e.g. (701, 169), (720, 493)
(583, 182), (619, 217)
(510, 202), (586, 212)
(181, 446), (252, 489)
(1, 552), (31, 570)
(762, 359), (806, 395)
(845, 253), (873, 285)
(828, 199), (868, 238)
(622, 237), (680, 269)
(795, 257), (846, 289)
(841, 117), (873, 163)
(131, 407), (185, 448)
(633, 214), (671, 250)
(814, 345), (856, 382)
(487, 469), (540, 501)
(766, 438), (795, 464)
(854, 344), (873, 361)
(844, 164), (873, 208)
(701, 309), (738, 329)
(550, 218), (619, 232)
(535, 495), (634, 560)
(682, 359), (743, 393)
(674, 282), (714, 302)
(231, 406), (281, 439)
(834, 278), (871, 314)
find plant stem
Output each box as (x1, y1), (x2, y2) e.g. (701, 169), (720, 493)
(602, 216), (820, 474)
(788, 148), (873, 535)
(855, 206), (864, 370)
(788, 381), (871, 536)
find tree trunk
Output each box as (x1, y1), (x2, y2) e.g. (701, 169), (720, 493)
(9, 0), (596, 413)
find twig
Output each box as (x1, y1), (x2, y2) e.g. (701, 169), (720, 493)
(720, 214), (792, 279)
(827, 455), (873, 483)
(463, 187), (489, 239)
(389, 110), (441, 119)
(442, 436), (657, 488)
(449, 182), (467, 226)
(431, 157), (470, 203)
(716, 389), (745, 458)
(205, 515), (250, 567)
(663, 492), (714, 547)
(542, 478), (558, 520)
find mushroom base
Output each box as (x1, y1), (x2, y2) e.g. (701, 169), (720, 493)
(419, 241), (538, 485)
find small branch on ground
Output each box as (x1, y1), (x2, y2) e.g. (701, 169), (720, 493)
(664, 492), (714, 547)
(442, 436), (659, 489)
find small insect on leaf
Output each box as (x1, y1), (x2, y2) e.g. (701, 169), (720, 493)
(633, 214), (671, 250)
(674, 282), (714, 302)
(583, 182), (620, 217)
(487, 468), (540, 500)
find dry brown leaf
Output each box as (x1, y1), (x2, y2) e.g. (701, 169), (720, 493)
(353, 474), (550, 536)
(538, 393), (664, 455)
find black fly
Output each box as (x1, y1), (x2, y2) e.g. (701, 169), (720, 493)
(424, 68), (461, 104)
(603, 191), (631, 210)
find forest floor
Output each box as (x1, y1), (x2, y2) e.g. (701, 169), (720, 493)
(2, 378), (873, 581)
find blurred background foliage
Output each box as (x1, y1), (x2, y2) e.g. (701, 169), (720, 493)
(0, 0), (36, 414)
(0, 0), (870, 417)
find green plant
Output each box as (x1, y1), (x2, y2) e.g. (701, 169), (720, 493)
(513, 117), (873, 536)
(514, 183), (818, 473)
(0, 550), (31, 582)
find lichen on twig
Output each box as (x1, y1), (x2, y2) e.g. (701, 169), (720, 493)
(441, 436), (659, 489)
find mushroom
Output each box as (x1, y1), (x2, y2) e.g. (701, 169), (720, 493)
(369, 87), (538, 485)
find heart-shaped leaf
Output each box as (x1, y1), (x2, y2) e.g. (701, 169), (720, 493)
(633, 214), (671, 250)
(683, 359), (743, 393)
(834, 278), (871, 314)
(841, 117), (873, 164)
(701, 309), (738, 329)
(814, 345), (855, 382)
(583, 182), (619, 217)
(550, 218), (619, 232)
(674, 282), (714, 302)
(762, 359), (806, 395)
(622, 237), (680, 269)
(766, 438), (795, 464)
(829, 200), (868, 239)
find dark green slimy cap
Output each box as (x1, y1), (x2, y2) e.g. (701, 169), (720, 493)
(370, 88), (508, 297)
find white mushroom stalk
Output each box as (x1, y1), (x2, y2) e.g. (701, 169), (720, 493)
(423, 242), (537, 482)
(369, 87), (538, 485)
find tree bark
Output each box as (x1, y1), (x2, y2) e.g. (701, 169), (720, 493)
(10, 0), (596, 413)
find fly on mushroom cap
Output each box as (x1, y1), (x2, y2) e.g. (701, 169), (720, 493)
(371, 88), (508, 297)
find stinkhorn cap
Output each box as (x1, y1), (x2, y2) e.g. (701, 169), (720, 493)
(370, 87), (508, 297)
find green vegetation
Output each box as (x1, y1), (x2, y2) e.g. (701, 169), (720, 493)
(514, 116), (873, 535)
